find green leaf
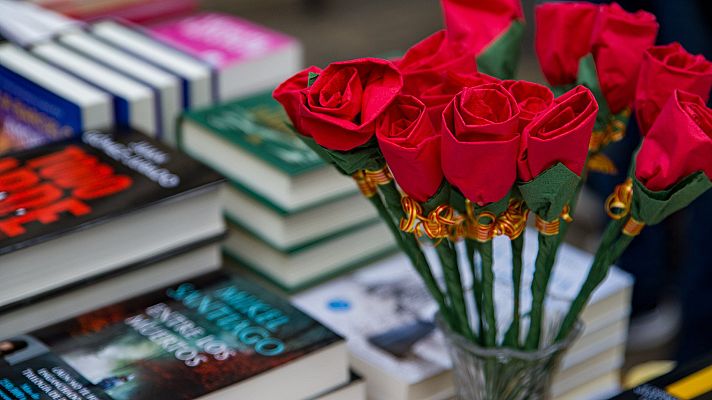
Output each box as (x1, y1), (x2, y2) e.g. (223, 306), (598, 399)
(576, 55), (612, 133)
(421, 181), (452, 214)
(295, 135), (385, 175)
(307, 72), (319, 87)
(632, 172), (712, 225)
(518, 163), (580, 221)
(476, 20), (525, 80)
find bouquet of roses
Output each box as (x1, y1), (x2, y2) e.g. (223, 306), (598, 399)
(272, 0), (712, 383)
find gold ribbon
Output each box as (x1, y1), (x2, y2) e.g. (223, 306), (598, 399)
(587, 108), (631, 174)
(534, 205), (572, 236)
(493, 198), (530, 240)
(587, 153), (619, 175)
(352, 167), (393, 198)
(605, 178), (633, 220)
(400, 196), (462, 243)
(605, 178), (646, 236)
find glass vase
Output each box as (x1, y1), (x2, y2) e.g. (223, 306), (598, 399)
(437, 317), (584, 400)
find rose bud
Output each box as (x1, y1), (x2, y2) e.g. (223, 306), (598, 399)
(396, 30), (477, 97)
(635, 43), (712, 135)
(535, 2), (599, 86)
(273, 65), (322, 132)
(501, 80), (554, 131)
(441, 83), (520, 205)
(273, 58), (403, 151)
(518, 86), (598, 182)
(420, 71), (500, 129)
(636, 90), (712, 191)
(441, 0), (524, 54)
(591, 3), (658, 114)
(376, 95), (443, 202)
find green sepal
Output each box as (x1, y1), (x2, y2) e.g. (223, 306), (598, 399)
(476, 20), (525, 80)
(631, 171), (712, 225)
(307, 72), (319, 87)
(449, 188), (511, 218)
(576, 54), (613, 133)
(421, 181), (452, 215)
(296, 135), (385, 175)
(518, 163), (580, 221)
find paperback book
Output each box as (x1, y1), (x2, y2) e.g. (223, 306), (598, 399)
(0, 128), (224, 310)
(0, 271), (349, 400)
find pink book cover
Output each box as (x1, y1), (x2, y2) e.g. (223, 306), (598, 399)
(147, 12), (298, 70)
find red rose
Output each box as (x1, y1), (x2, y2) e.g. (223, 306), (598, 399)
(441, 0), (524, 54)
(501, 80), (554, 131)
(396, 30), (477, 97)
(636, 90), (712, 191)
(591, 3), (658, 114)
(273, 58), (403, 151)
(420, 71), (500, 129)
(376, 95), (443, 202)
(535, 2), (599, 86)
(635, 43), (712, 135)
(441, 83), (520, 204)
(273, 65), (322, 132)
(518, 86), (598, 182)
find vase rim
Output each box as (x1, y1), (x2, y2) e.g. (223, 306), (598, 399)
(435, 314), (585, 360)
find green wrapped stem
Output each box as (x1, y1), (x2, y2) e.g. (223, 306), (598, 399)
(524, 233), (560, 350)
(436, 240), (475, 341)
(503, 234), (524, 348)
(466, 238), (485, 345)
(477, 240), (497, 347)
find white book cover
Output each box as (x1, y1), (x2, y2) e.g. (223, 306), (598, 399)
(293, 231), (632, 399)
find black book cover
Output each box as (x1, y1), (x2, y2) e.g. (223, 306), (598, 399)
(0, 129), (223, 256)
(0, 272), (342, 400)
(610, 355), (712, 399)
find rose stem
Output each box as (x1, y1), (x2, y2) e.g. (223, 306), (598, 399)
(476, 239), (497, 347)
(435, 238), (475, 340)
(466, 238), (486, 345)
(503, 234), (524, 348)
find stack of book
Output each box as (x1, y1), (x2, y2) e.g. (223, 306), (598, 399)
(294, 230), (633, 400)
(179, 92), (397, 293)
(29, 0), (199, 24)
(0, 12), (302, 153)
(0, 129), (225, 337)
(0, 270), (364, 400)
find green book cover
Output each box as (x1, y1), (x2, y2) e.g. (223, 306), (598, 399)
(181, 92), (324, 176)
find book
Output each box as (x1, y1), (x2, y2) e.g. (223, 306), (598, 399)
(0, 44), (112, 155)
(180, 91), (357, 212)
(608, 354), (712, 399)
(148, 12), (303, 101)
(312, 372), (366, 400)
(57, 30), (183, 145)
(90, 20), (214, 109)
(223, 184), (378, 252)
(0, 237), (223, 338)
(224, 220), (396, 293)
(0, 128), (224, 310)
(0, 0), (80, 46)
(31, 0), (198, 24)
(292, 233), (633, 400)
(0, 271), (349, 399)
(31, 41), (160, 138)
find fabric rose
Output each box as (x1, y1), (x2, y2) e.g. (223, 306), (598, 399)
(635, 43), (712, 135)
(591, 3), (658, 114)
(272, 58), (403, 151)
(535, 2), (599, 86)
(518, 86), (598, 182)
(396, 30), (477, 97)
(636, 90), (712, 191)
(420, 71), (500, 129)
(441, 0), (524, 55)
(501, 80), (554, 131)
(376, 95), (442, 202)
(441, 83), (520, 204)
(273, 65), (322, 132)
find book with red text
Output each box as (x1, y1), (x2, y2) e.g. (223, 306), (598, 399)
(0, 128), (224, 310)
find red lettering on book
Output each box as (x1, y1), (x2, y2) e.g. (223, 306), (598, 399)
(0, 168), (39, 192)
(0, 183), (63, 216)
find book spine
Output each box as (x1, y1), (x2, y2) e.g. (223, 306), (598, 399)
(0, 64), (83, 154)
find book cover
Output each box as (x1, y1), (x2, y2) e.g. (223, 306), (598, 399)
(0, 129), (222, 256)
(147, 13), (298, 70)
(0, 271), (342, 400)
(0, 62), (84, 154)
(181, 91), (325, 177)
(609, 355), (712, 400)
